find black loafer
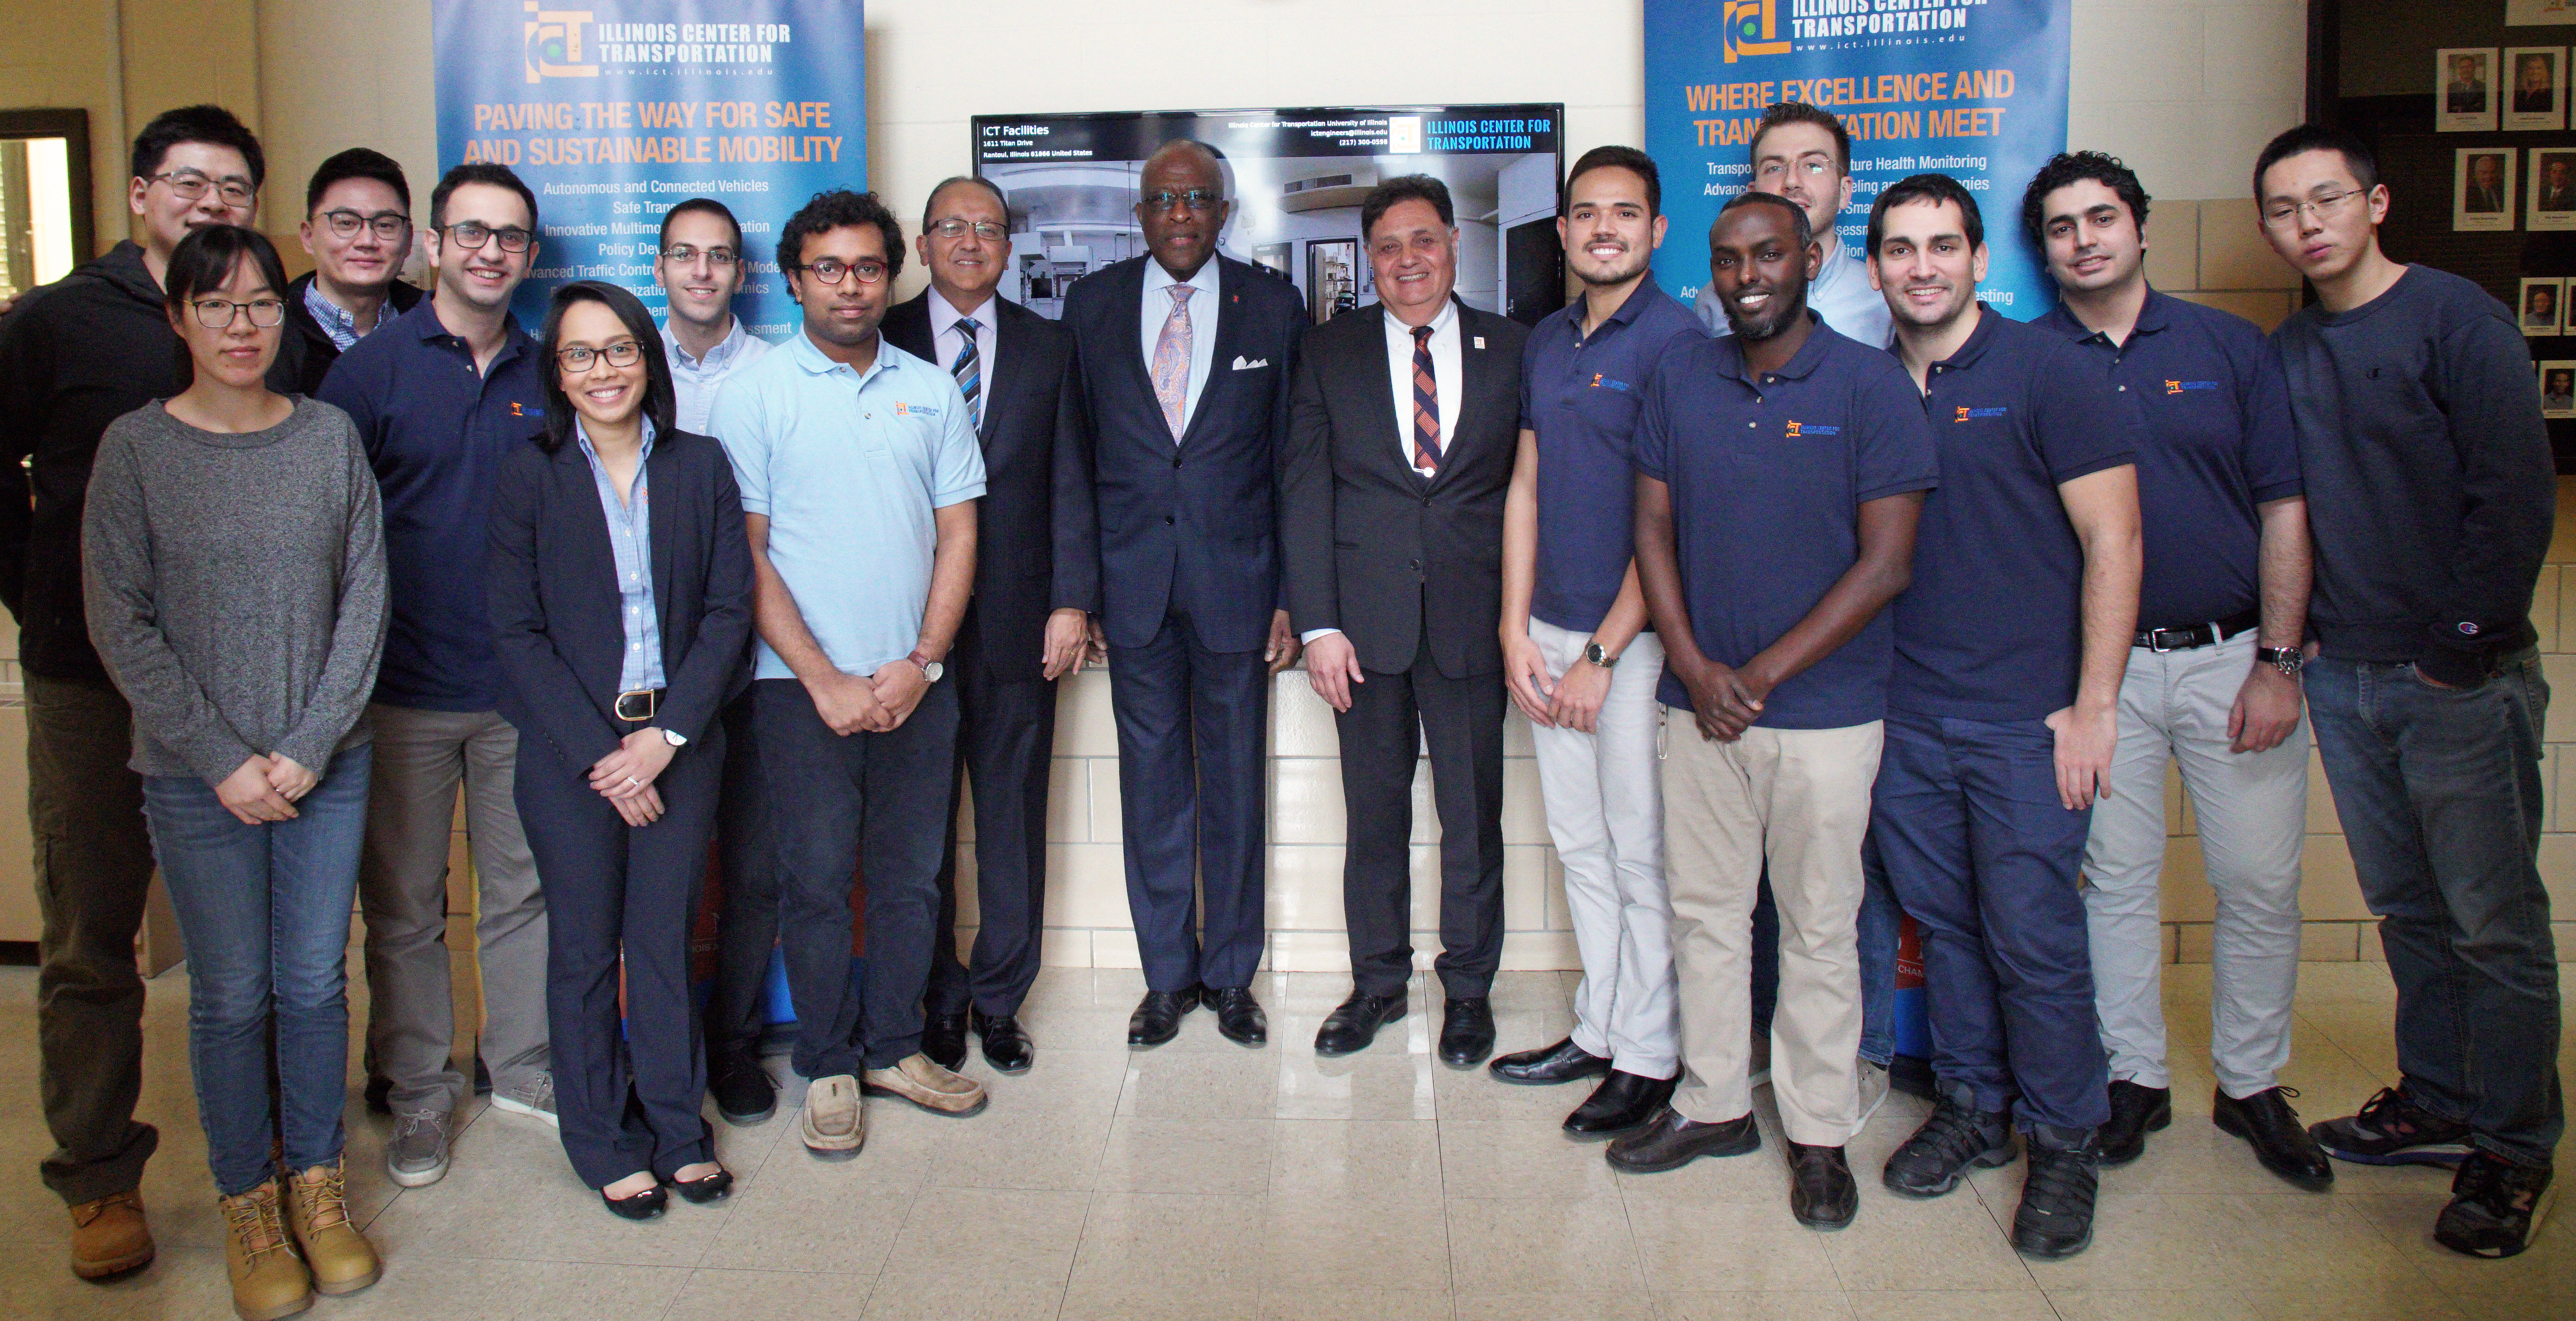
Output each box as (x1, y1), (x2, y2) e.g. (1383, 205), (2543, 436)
(1563, 1069), (1678, 1140)
(671, 1165), (733, 1204)
(922, 1010), (970, 1072)
(2098, 1079), (2170, 1167)
(1788, 1142), (1858, 1230)
(2213, 1086), (2334, 1192)
(601, 1184), (667, 1220)
(1314, 991), (1406, 1056)
(1127, 988), (1198, 1048)
(972, 1009), (1034, 1074)
(1437, 997), (1495, 1068)
(1203, 986), (1269, 1047)
(708, 1053), (776, 1127)
(1489, 1036), (1612, 1086)
(1605, 1106), (1761, 1174)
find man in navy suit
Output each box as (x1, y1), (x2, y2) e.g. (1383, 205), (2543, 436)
(884, 176), (1100, 1075)
(1064, 140), (1307, 1047)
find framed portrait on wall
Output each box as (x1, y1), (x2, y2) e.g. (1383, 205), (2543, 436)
(2507, 49), (2568, 130)
(2542, 362), (2576, 419)
(2523, 278), (2563, 336)
(2457, 149), (2518, 231)
(2532, 151), (2576, 230)
(2440, 48), (2501, 131)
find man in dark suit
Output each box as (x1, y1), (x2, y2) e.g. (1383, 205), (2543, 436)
(2539, 156), (2575, 213)
(1282, 175), (1529, 1066)
(2448, 55), (2489, 115)
(1064, 140), (1307, 1047)
(884, 176), (1100, 1075)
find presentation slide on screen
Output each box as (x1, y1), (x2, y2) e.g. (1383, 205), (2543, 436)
(432, 0), (864, 335)
(971, 105), (1566, 327)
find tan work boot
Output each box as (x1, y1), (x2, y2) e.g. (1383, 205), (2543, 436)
(862, 1052), (989, 1117)
(69, 1188), (155, 1279)
(801, 1073), (866, 1159)
(218, 1181), (312, 1321)
(282, 1159), (381, 1295)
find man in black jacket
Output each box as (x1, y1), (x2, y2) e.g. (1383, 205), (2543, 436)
(0, 103), (284, 1283)
(885, 175), (1100, 1075)
(2257, 124), (2562, 1260)
(278, 147), (423, 395)
(1282, 175), (1528, 1067)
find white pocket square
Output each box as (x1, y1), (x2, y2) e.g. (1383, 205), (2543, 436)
(1231, 356), (1269, 370)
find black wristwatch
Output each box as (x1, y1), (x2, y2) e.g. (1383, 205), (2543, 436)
(1583, 640), (1620, 669)
(2257, 646), (2303, 678)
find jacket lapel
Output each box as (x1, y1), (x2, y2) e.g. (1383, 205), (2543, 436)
(1177, 260), (1247, 450)
(1425, 301), (1493, 493)
(645, 439), (680, 659)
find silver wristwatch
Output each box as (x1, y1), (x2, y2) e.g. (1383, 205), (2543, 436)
(1583, 640), (1620, 669)
(660, 728), (688, 748)
(2257, 646), (2303, 678)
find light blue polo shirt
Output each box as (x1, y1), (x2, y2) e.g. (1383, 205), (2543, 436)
(708, 330), (986, 682)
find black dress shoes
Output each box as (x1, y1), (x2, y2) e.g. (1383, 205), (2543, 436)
(1314, 991), (1406, 1056)
(1438, 997), (1496, 1068)
(671, 1165), (733, 1204)
(1489, 1036), (1613, 1086)
(1128, 988), (1199, 1048)
(2213, 1085), (2334, 1191)
(1787, 1142), (1858, 1229)
(1605, 1106), (1761, 1174)
(707, 1052), (776, 1127)
(600, 1184), (668, 1220)
(1203, 986), (1269, 1046)
(1563, 1069), (1678, 1140)
(971, 1008), (1033, 1074)
(922, 1009), (970, 1072)
(2098, 1079), (2171, 1166)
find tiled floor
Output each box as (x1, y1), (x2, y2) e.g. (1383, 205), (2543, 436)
(1, 954), (2570, 1321)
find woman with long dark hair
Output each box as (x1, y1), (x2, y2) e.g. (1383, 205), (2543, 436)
(82, 223), (387, 1319)
(485, 279), (752, 1218)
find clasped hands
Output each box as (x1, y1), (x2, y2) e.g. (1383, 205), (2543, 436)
(215, 752), (320, 825)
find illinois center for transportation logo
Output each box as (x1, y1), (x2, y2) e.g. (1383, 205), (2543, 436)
(524, 3), (598, 83)
(1724, 0), (1792, 63)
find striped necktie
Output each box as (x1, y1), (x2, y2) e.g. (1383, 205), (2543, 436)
(950, 316), (982, 431)
(1411, 323), (1441, 474)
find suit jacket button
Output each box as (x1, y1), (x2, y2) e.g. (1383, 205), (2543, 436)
(1409, 558), (1422, 572)
(1172, 453), (1182, 468)
(1164, 515), (1175, 526)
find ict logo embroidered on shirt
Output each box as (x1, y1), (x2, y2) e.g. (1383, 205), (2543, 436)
(1588, 373), (1631, 391)
(1785, 421), (1840, 437)
(893, 401), (942, 418)
(1953, 405), (2009, 421)
(2164, 380), (2219, 395)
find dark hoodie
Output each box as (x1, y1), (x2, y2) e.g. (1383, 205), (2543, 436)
(275, 270), (423, 396)
(0, 239), (296, 683)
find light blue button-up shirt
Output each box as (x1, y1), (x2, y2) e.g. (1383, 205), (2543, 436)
(304, 281), (364, 351)
(574, 418), (666, 696)
(663, 315), (772, 434)
(709, 331), (986, 681)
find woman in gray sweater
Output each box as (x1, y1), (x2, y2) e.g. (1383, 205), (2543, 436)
(82, 224), (387, 1321)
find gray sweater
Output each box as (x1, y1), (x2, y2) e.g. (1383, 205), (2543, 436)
(82, 396), (389, 784)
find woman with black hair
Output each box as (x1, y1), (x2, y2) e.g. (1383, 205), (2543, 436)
(81, 223), (387, 1320)
(485, 279), (753, 1219)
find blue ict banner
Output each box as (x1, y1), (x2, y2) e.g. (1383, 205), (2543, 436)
(1644, 0), (2071, 320)
(432, 0), (864, 336)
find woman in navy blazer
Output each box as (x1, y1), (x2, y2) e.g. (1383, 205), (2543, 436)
(486, 281), (752, 1219)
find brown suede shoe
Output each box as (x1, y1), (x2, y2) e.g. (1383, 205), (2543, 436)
(861, 1052), (989, 1117)
(69, 1189), (155, 1280)
(219, 1181), (312, 1321)
(282, 1160), (381, 1295)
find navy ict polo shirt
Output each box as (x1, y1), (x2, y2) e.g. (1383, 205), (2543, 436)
(1519, 279), (1707, 633)
(316, 298), (545, 712)
(2034, 288), (2301, 629)
(1632, 315), (1938, 729)
(1891, 308), (2142, 721)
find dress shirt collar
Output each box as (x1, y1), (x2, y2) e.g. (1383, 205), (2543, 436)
(929, 287), (997, 338)
(664, 313), (751, 372)
(1142, 256), (1220, 306)
(1386, 296), (1459, 341)
(788, 326), (888, 385)
(1714, 310), (1830, 383)
(573, 414), (659, 476)
(304, 281), (363, 350)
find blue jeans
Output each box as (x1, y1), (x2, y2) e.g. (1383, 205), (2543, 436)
(2306, 652), (2563, 1168)
(1870, 709), (2107, 1133)
(145, 747), (371, 1196)
(1751, 865), (1901, 1066)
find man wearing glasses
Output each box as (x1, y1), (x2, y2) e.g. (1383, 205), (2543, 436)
(1061, 140), (1307, 1050)
(884, 176), (1098, 1077)
(279, 148), (421, 394)
(317, 162), (557, 1191)
(710, 189), (990, 1160)
(656, 198), (770, 434)
(0, 101), (281, 1283)
(2256, 124), (2562, 1260)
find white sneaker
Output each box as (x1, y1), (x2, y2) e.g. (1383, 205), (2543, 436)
(489, 1072), (557, 1128)
(1748, 1030), (1773, 1089)
(1855, 1061), (1892, 1128)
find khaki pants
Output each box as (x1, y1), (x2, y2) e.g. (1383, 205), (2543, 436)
(1663, 714), (1881, 1147)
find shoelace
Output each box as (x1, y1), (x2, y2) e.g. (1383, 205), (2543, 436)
(517, 1074), (555, 1110)
(2023, 1146), (2098, 1216)
(75, 1190), (143, 1227)
(2351, 1086), (2423, 1137)
(222, 1189), (295, 1263)
(1902, 1099), (1999, 1169)
(294, 1166), (351, 1232)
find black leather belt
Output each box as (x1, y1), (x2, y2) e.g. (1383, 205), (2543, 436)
(614, 688), (664, 722)
(2134, 608), (2260, 652)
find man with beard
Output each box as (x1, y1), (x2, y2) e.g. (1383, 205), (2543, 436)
(1693, 103), (1890, 350)
(319, 163), (558, 1188)
(1864, 173), (2142, 1260)
(710, 189), (990, 1159)
(1487, 146), (1703, 1135)
(1610, 192), (1934, 1237)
